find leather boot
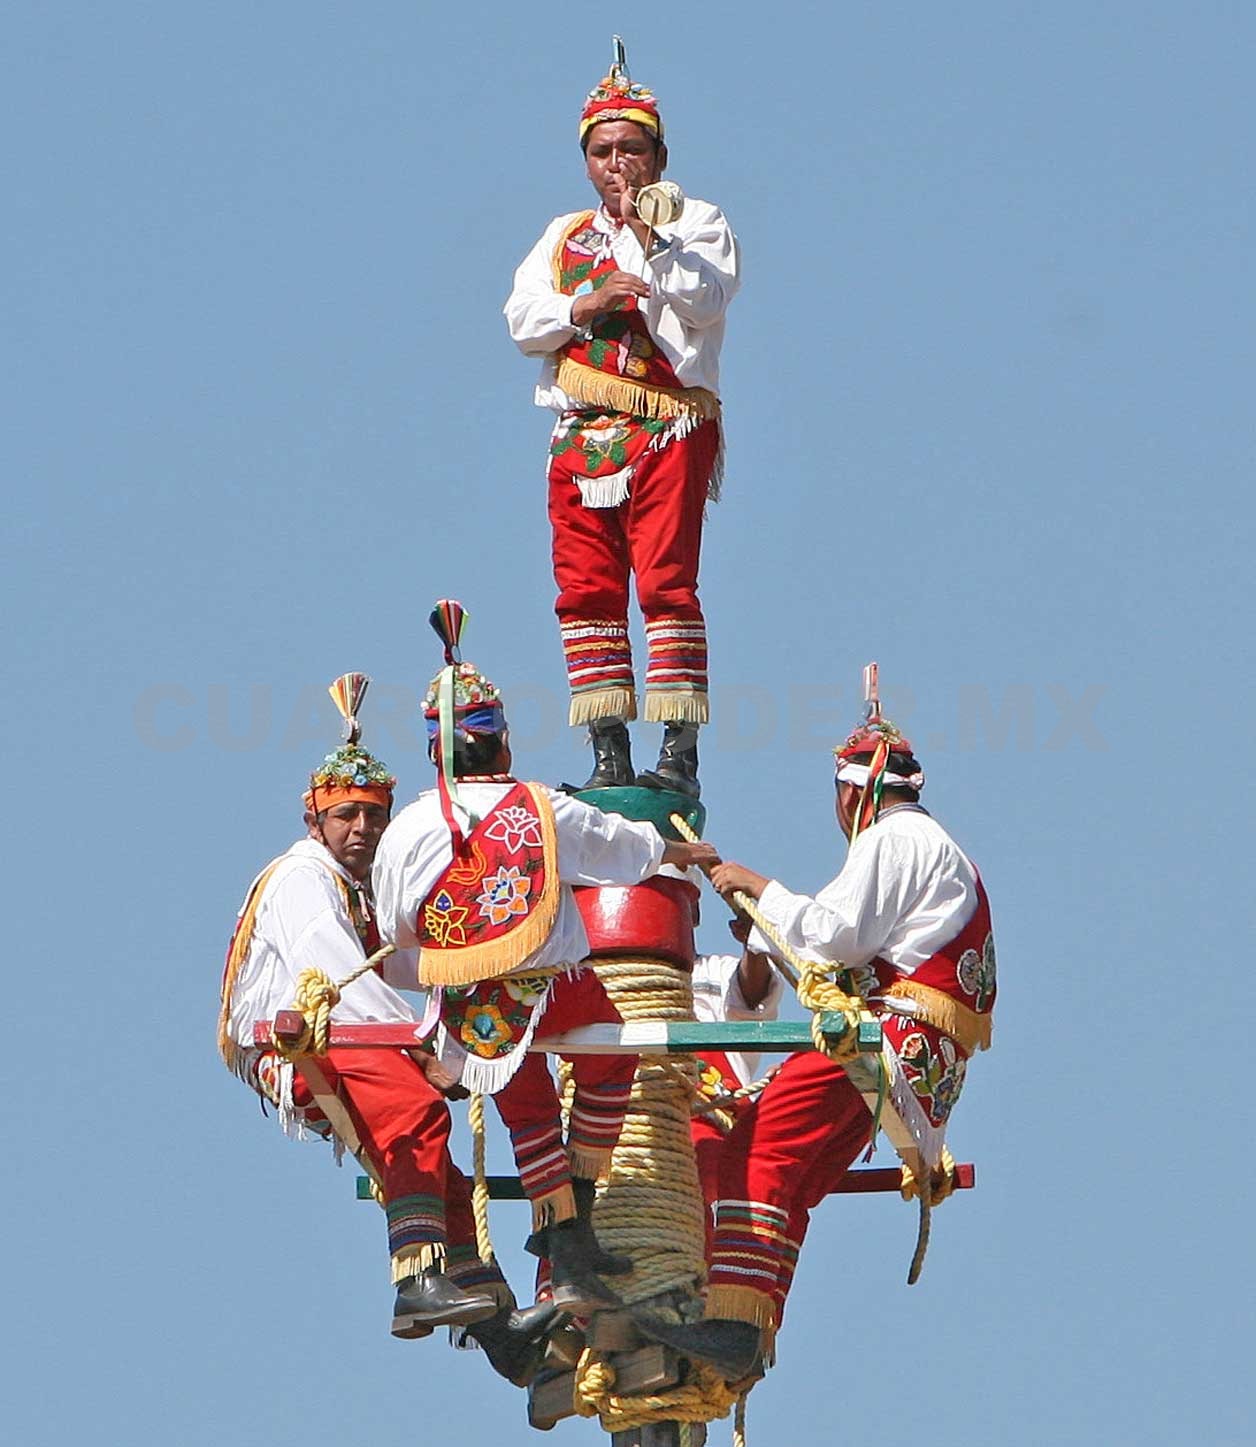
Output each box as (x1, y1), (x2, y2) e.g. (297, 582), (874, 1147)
(635, 723), (700, 798)
(571, 1177), (633, 1276)
(390, 1267), (500, 1338)
(546, 1217), (623, 1315)
(634, 1314), (762, 1382)
(464, 1299), (559, 1387)
(581, 718), (635, 790)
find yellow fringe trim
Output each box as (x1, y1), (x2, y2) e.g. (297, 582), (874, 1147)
(568, 1144), (614, 1183)
(530, 1181), (577, 1235)
(569, 687), (638, 727)
(643, 689), (709, 725)
(418, 784), (562, 988)
(555, 356), (720, 424)
(218, 862), (283, 1075)
(884, 980), (992, 1055)
(703, 1283), (777, 1331)
(390, 1241), (445, 1284)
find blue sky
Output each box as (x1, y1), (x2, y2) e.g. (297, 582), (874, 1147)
(6, 4), (1253, 1444)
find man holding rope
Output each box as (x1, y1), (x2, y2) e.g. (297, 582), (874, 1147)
(504, 38), (740, 798)
(372, 604), (718, 1316)
(645, 709), (996, 1379)
(219, 676), (554, 1363)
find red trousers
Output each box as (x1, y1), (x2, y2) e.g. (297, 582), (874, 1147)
(549, 419), (718, 725)
(706, 1051), (873, 1325)
(492, 968), (635, 1229)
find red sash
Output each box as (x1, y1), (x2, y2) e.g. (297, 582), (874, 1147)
(416, 782), (561, 988)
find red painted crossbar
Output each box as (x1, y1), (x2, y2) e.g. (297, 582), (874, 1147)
(835, 1163), (974, 1193)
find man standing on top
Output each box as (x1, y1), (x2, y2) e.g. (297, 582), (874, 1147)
(505, 37), (740, 798)
(644, 679), (996, 1379)
(219, 674), (523, 1342)
(373, 603), (718, 1315)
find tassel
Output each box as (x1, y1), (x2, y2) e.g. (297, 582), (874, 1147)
(555, 357), (719, 424)
(577, 469), (633, 509)
(703, 1284), (777, 1331)
(391, 1242), (446, 1283)
(529, 1182), (577, 1235)
(429, 599), (468, 664)
(327, 672), (369, 744)
(569, 687), (638, 727)
(643, 689), (709, 724)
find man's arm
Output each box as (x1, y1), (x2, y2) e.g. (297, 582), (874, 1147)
(728, 914), (776, 1010)
(642, 201), (740, 330)
(504, 217), (583, 356)
(711, 834), (905, 969)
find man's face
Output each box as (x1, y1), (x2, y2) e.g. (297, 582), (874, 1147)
(309, 801), (390, 881)
(584, 120), (666, 213)
(835, 782), (859, 840)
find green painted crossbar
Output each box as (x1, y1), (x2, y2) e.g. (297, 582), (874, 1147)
(256, 1014), (881, 1055)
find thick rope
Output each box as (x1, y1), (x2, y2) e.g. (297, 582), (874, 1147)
(469, 1092), (496, 1266)
(901, 1144), (957, 1284)
(269, 943), (397, 1059)
(568, 956), (740, 1432)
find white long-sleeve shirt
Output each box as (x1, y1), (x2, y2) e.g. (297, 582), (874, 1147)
(373, 781), (668, 981)
(225, 838), (419, 1049)
(692, 952), (785, 1088)
(504, 201), (740, 410)
(751, 806), (981, 982)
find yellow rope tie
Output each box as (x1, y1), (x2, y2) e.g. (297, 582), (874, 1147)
(269, 943), (397, 1059)
(469, 1091), (496, 1266)
(794, 960), (866, 1064)
(573, 1346), (741, 1432)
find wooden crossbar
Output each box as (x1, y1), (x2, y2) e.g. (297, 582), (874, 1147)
(355, 1164), (974, 1202)
(256, 1014), (882, 1055)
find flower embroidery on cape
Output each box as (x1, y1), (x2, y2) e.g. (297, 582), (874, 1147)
(423, 890), (469, 947)
(475, 865), (533, 926)
(483, 806), (544, 854)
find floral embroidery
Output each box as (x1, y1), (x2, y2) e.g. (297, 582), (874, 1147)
(444, 978), (551, 1061)
(483, 805), (544, 853)
(446, 841), (487, 888)
(475, 865), (533, 926)
(459, 1003), (512, 1057)
(898, 1029), (967, 1128)
(423, 890), (469, 947)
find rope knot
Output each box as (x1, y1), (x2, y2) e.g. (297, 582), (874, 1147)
(272, 967), (341, 1058)
(900, 1145), (957, 1207)
(795, 960), (865, 1062)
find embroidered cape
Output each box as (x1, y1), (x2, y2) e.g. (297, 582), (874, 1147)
(417, 781), (562, 988)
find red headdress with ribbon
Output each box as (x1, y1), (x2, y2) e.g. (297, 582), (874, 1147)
(424, 601), (507, 852)
(834, 663), (924, 842)
(580, 36), (663, 144)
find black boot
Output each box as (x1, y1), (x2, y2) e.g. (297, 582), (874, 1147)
(634, 1314), (762, 1382)
(546, 1217), (623, 1315)
(464, 1299), (559, 1387)
(572, 1177), (633, 1276)
(391, 1268), (500, 1338)
(581, 718), (635, 790)
(635, 722), (700, 798)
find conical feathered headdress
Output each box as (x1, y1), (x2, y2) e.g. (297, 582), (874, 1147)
(303, 672), (396, 813)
